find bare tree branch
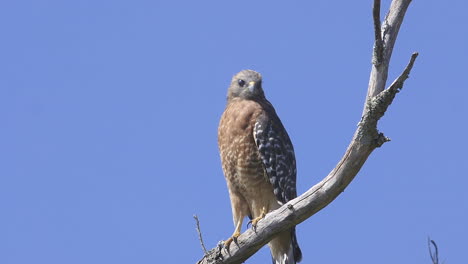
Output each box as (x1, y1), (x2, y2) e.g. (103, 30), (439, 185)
(428, 238), (440, 264)
(372, 0), (384, 65)
(366, 0), (412, 103)
(197, 1), (417, 263)
(194, 215), (208, 256)
(387, 52), (418, 92)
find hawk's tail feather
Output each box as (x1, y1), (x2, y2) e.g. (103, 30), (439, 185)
(291, 228), (302, 262)
(269, 228), (301, 264)
(270, 243), (295, 264)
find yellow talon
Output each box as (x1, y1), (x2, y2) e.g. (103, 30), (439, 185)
(224, 231), (240, 248)
(249, 212), (265, 228)
(248, 207), (267, 229)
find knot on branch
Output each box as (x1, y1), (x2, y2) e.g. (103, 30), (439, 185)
(376, 132), (391, 147)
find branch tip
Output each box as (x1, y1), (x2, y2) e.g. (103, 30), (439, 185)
(193, 215), (208, 256)
(372, 0), (384, 65)
(428, 237), (440, 264)
(388, 52), (418, 93)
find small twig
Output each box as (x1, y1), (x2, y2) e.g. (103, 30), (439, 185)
(428, 237), (439, 264)
(373, 0), (382, 40)
(387, 52), (418, 92)
(373, 0), (384, 65)
(194, 215), (208, 256)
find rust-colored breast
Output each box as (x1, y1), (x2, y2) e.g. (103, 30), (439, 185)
(218, 99), (268, 195)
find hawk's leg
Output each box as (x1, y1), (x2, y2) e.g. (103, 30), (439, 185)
(224, 190), (248, 249)
(224, 216), (243, 248)
(248, 206), (267, 230)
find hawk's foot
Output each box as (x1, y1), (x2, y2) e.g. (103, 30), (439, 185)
(224, 231), (240, 249)
(247, 209), (267, 230)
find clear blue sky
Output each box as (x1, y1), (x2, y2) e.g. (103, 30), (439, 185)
(1, 1), (467, 263)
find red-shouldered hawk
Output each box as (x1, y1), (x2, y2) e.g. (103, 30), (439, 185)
(218, 70), (302, 264)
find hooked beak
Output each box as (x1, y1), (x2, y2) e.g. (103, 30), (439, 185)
(247, 81), (256, 92)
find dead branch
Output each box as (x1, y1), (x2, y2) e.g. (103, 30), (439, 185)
(372, 0), (384, 65)
(366, 0), (412, 104)
(194, 215), (208, 256)
(197, 1), (417, 263)
(428, 238), (440, 264)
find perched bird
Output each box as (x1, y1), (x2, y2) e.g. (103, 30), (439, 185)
(218, 70), (302, 264)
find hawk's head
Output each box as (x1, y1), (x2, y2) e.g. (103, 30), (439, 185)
(227, 70), (265, 101)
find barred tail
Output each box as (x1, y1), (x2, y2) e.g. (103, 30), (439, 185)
(291, 228), (302, 262)
(269, 228), (302, 264)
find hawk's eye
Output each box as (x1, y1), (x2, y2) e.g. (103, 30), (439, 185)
(238, 79), (245, 87)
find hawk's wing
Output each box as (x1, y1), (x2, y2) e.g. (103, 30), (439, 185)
(253, 106), (297, 204)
